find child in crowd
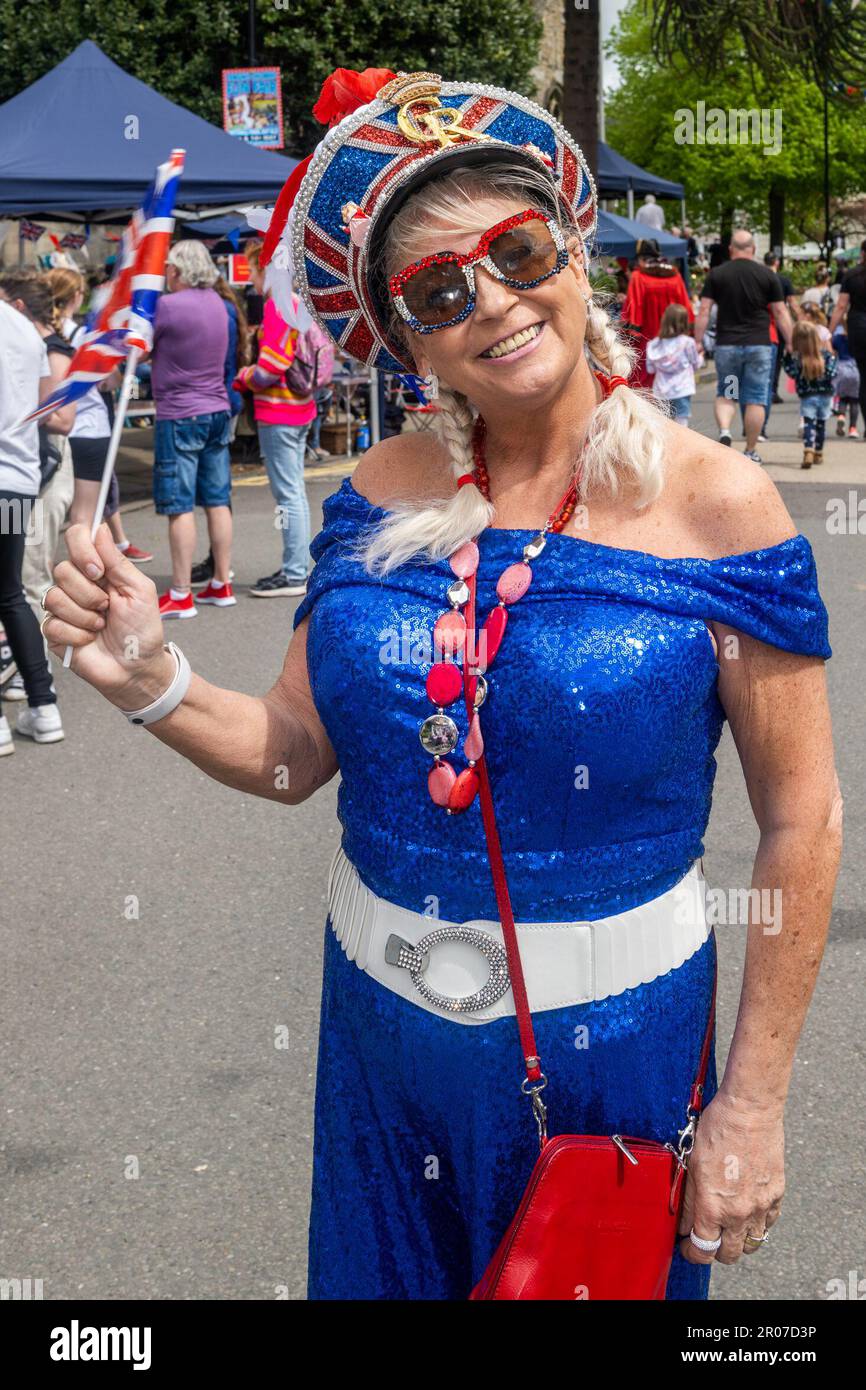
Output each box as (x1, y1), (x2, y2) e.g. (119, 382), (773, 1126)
(783, 321), (837, 469)
(831, 323), (860, 438)
(645, 303), (703, 426)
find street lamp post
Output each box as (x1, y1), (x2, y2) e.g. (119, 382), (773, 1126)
(248, 0), (257, 66)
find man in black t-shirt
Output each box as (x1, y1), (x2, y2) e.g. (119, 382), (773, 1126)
(694, 230), (793, 462)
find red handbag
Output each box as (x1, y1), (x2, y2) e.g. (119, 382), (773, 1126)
(462, 572), (716, 1302)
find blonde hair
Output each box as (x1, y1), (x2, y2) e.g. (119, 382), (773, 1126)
(41, 266), (84, 334)
(167, 239), (220, 288)
(355, 162), (666, 575)
(792, 320), (825, 384)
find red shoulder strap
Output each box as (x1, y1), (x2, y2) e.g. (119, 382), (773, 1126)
(462, 570), (716, 1104)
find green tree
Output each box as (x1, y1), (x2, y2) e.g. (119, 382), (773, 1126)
(0, 0), (239, 123)
(260, 0), (543, 152)
(0, 0), (542, 156)
(605, 0), (866, 245)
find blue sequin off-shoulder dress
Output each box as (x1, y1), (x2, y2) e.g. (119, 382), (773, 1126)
(292, 478), (831, 1301)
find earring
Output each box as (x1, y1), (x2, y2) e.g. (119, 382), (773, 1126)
(421, 371), (440, 402)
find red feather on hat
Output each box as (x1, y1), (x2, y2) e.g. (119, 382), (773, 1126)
(260, 66), (397, 268)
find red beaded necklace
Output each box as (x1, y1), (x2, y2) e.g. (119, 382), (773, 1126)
(419, 406), (589, 815)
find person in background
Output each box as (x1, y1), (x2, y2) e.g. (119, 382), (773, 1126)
(762, 252), (798, 418)
(634, 193), (665, 231)
(783, 321), (837, 469)
(46, 268), (152, 563)
(0, 271), (75, 705)
(622, 237), (694, 388)
(0, 280), (74, 751)
(151, 240), (235, 618)
(800, 266), (833, 315)
(800, 302), (832, 343)
(829, 239), (866, 434)
(831, 320), (860, 438)
(694, 229), (793, 463)
(187, 274), (250, 590)
(234, 242), (316, 598)
(213, 275), (250, 439)
(645, 302), (703, 426)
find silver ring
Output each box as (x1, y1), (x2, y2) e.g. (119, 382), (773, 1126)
(39, 612), (54, 638)
(40, 584), (56, 612)
(689, 1228), (722, 1253)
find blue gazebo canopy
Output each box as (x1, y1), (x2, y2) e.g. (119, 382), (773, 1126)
(594, 210), (688, 260)
(0, 41), (298, 215)
(596, 142), (684, 200)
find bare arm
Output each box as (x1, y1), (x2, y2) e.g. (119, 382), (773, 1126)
(679, 631), (841, 1266)
(39, 354), (76, 435)
(145, 618), (338, 805)
(43, 523), (337, 806)
(829, 290), (849, 336)
(693, 295), (713, 349)
(715, 633), (841, 1110)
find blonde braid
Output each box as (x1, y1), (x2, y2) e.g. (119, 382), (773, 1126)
(580, 297), (667, 508)
(354, 384), (493, 576)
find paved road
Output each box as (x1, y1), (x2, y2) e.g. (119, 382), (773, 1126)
(1, 379), (863, 1301)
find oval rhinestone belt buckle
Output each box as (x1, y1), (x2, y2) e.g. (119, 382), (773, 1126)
(384, 927), (510, 1013)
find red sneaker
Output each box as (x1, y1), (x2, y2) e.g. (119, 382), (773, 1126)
(195, 580), (237, 607)
(158, 590), (197, 619)
(121, 543), (153, 563)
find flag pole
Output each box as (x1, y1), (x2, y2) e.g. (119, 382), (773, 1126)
(62, 345), (141, 669)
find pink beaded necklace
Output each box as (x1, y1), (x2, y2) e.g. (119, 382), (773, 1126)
(420, 400), (595, 815)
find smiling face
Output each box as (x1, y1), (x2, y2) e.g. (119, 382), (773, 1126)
(387, 193), (593, 417)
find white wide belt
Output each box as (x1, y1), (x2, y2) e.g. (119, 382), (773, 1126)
(327, 846), (710, 1024)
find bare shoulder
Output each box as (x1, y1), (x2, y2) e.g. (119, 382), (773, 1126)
(349, 430), (453, 509)
(662, 422), (797, 559)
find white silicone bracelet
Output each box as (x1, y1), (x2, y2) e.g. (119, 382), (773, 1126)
(123, 642), (191, 726)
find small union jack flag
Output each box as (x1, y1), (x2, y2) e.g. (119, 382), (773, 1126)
(60, 231), (88, 250)
(24, 150), (185, 423)
(19, 219), (46, 242)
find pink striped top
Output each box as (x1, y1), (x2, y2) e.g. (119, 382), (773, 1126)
(236, 298), (316, 426)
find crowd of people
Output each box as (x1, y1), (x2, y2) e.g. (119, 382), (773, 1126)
(2, 223), (865, 756)
(0, 239), (336, 752)
(611, 229), (866, 468)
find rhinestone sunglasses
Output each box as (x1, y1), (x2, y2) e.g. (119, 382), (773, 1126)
(388, 208), (570, 334)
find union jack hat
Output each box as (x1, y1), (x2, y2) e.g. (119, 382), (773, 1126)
(261, 69), (597, 374)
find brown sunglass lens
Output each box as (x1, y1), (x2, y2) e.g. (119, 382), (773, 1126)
(489, 220), (558, 283)
(402, 262), (469, 325)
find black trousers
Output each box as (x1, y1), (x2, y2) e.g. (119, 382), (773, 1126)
(0, 491), (56, 707)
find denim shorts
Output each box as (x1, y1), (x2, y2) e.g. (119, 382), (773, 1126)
(714, 344), (774, 406)
(153, 411), (231, 515)
(668, 395), (692, 420)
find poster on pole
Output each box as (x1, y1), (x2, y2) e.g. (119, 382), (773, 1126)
(222, 67), (284, 149)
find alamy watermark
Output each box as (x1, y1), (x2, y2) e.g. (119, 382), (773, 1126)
(674, 101), (782, 158)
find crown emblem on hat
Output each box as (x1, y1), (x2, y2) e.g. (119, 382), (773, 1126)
(377, 69), (492, 150)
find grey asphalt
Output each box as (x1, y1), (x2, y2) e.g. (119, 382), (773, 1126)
(1, 380), (863, 1302)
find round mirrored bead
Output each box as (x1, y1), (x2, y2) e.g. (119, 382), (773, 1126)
(419, 713), (459, 756)
(447, 578), (470, 608)
(471, 673), (488, 709)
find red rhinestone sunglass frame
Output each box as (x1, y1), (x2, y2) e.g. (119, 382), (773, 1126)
(388, 208), (571, 334)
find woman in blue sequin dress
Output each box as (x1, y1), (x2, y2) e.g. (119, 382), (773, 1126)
(44, 69), (841, 1301)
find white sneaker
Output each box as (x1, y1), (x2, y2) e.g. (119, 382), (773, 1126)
(3, 671), (27, 701)
(15, 703), (64, 744)
(0, 715), (14, 756)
